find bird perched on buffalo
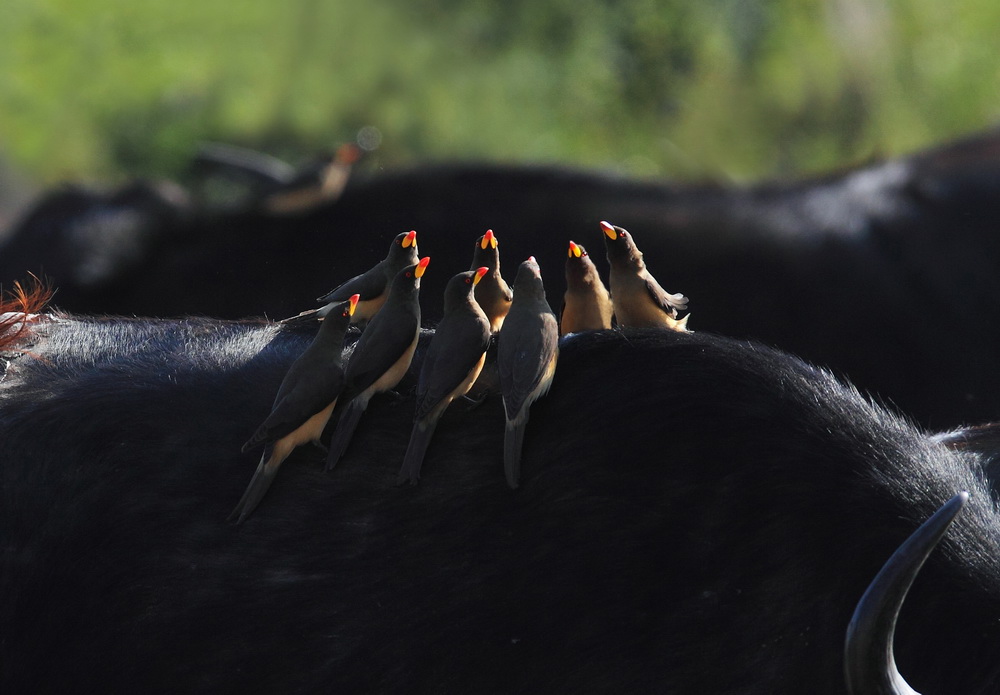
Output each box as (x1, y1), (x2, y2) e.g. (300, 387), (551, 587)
(561, 240), (612, 335)
(281, 230), (418, 326)
(397, 266), (492, 485)
(498, 256), (559, 489)
(600, 220), (689, 331)
(324, 257), (430, 470)
(231, 293), (359, 523)
(469, 229), (512, 332)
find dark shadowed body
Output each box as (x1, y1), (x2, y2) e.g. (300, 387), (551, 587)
(2, 313), (1000, 693)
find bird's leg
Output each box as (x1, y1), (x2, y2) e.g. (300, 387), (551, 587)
(382, 389), (406, 404)
(461, 392), (488, 411)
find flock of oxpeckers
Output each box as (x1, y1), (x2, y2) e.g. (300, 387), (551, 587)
(231, 221), (690, 522)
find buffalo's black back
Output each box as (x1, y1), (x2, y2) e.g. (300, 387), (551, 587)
(2, 318), (1000, 693)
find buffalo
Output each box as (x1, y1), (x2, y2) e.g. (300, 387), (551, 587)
(0, 179), (190, 299)
(1, 288), (998, 692)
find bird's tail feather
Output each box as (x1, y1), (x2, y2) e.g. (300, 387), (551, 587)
(325, 400), (367, 471)
(316, 289), (338, 304)
(241, 427), (269, 454)
(396, 419), (439, 486)
(279, 306), (325, 326)
(229, 447), (281, 524)
(504, 412), (529, 489)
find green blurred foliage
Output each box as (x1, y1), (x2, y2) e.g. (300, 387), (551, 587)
(0, 0), (998, 184)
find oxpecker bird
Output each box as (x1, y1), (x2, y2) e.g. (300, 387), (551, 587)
(561, 240), (612, 335)
(231, 294), (359, 523)
(281, 230), (418, 326)
(601, 220), (689, 331)
(264, 143), (362, 215)
(498, 257), (559, 489)
(325, 257), (430, 469)
(469, 229), (513, 332)
(397, 266), (492, 485)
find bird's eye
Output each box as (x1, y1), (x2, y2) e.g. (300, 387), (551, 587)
(465, 278), (471, 284)
(406, 271), (412, 277)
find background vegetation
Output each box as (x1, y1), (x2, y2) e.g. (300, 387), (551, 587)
(1, 0), (998, 186)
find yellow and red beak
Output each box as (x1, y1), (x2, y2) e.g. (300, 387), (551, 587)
(473, 266), (489, 285)
(402, 230), (417, 248)
(600, 220), (617, 240)
(415, 256), (431, 278)
(481, 229), (497, 250)
(568, 240), (582, 258)
(348, 293), (360, 316)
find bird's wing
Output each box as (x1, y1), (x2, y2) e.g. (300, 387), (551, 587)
(316, 264), (385, 303)
(344, 315), (419, 393)
(499, 279), (514, 302)
(643, 274), (689, 315)
(499, 313), (559, 418)
(414, 316), (491, 421)
(243, 368), (345, 450)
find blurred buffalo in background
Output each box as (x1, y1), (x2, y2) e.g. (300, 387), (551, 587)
(2, 128), (999, 429)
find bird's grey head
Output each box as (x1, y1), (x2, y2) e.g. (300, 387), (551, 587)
(512, 256), (547, 301)
(565, 240), (600, 284)
(387, 230), (419, 269)
(600, 220), (642, 265)
(390, 256), (430, 297)
(322, 294), (360, 334)
(471, 229), (500, 271)
(444, 267), (489, 310)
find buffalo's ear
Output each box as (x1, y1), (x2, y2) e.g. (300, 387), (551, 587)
(844, 492), (968, 695)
